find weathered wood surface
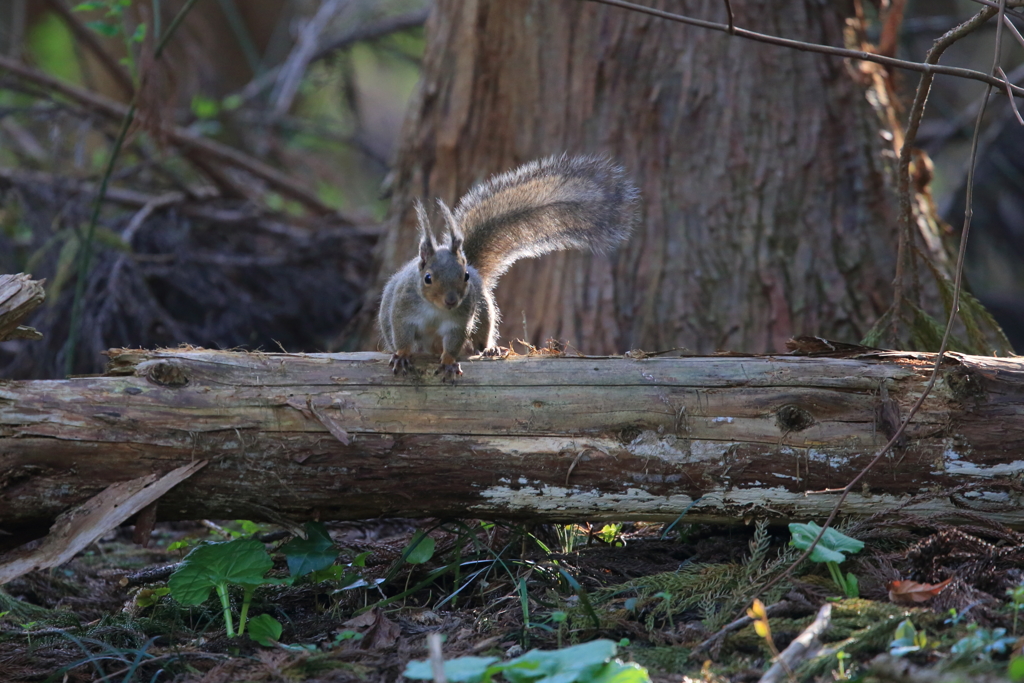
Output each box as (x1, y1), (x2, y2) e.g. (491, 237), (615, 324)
(0, 273), (44, 342)
(1, 348), (1023, 549)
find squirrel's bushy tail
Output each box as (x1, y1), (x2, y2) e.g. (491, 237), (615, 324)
(455, 154), (639, 286)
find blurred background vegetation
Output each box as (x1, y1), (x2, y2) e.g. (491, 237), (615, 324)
(0, 0), (1021, 379)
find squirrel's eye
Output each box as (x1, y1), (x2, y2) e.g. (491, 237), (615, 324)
(464, 272), (470, 282)
(424, 273), (432, 285)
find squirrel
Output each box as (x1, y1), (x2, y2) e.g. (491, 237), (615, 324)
(378, 154), (639, 382)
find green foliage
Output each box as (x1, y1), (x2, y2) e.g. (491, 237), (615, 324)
(800, 600), (942, 679)
(133, 586), (169, 608)
(247, 613), (283, 647)
(860, 267), (1012, 355)
(569, 520), (798, 636)
(951, 624), (1017, 659)
(557, 524), (588, 553)
(1007, 582), (1024, 635)
(404, 530), (436, 565)
(789, 522), (863, 597)
(1010, 656), (1024, 682)
(404, 639), (650, 683)
(167, 538), (285, 638)
(280, 521), (336, 578)
(889, 619), (928, 657)
(191, 95), (221, 120)
(597, 524), (624, 547)
(27, 13), (83, 84)
(74, 0), (132, 36)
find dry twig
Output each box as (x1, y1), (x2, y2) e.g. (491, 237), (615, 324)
(582, 0), (1024, 97)
(0, 55), (348, 219)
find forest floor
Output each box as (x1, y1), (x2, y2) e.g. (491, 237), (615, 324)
(1, 515), (1022, 682)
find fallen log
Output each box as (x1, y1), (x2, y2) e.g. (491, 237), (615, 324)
(1, 348), (1023, 549)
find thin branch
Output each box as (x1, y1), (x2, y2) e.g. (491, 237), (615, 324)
(581, 0), (1024, 98)
(917, 62), (1024, 147)
(1003, 12), (1024, 48)
(0, 55), (345, 218)
(271, 0), (352, 119)
(998, 67), (1024, 124)
(235, 7), (430, 104)
(65, 103), (136, 376)
(892, 6), (998, 342)
(723, 0), (734, 34)
(967, 0), (1024, 21)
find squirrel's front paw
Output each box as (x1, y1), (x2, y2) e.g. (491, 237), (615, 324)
(481, 346), (510, 359)
(389, 353), (413, 375)
(436, 362), (463, 383)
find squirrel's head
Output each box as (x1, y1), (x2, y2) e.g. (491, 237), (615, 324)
(415, 199), (470, 311)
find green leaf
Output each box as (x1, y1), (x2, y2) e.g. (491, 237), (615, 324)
(894, 619), (917, 642)
(85, 20), (120, 37)
(168, 538), (274, 605)
(404, 531), (436, 565)
(191, 94), (220, 120)
(134, 586), (169, 608)
(248, 613), (283, 647)
(403, 640), (649, 683)
(788, 523), (864, 564)
(504, 640), (617, 682)
(1009, 656), (1024, 682)
(309, 564), (358, 584)
(73, 2), (105, 11)
(130, 23), (146, 43)
(280, 522), (336, 578)
(403, 656), (500, 682)
(587, 662), (652, 683)
(844, 572), (859, 598)
(221, 94), (243, 111)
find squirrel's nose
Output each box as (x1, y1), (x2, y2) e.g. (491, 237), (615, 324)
(444, 292), (459, 308)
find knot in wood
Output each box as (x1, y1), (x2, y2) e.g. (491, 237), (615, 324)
(145, 361), (190, 387)
(945, 365), (986, 404)
(776, 404), (814, 432)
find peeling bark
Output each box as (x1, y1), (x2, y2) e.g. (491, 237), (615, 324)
(1, 348), (1023, 550)
(0, 273), (45, 342)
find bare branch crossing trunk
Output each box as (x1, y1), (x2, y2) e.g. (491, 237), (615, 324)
(2, 348), (1022, 551)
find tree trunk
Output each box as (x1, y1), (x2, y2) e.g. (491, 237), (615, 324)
(2, 348), (1023, 551)
(359, 0), (906, 355)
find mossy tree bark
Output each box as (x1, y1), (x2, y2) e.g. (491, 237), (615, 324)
(360, 0), (908, 355)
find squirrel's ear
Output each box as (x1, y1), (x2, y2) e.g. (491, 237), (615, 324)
(415, 200), (436, 265)
(436, 199), (463, 252)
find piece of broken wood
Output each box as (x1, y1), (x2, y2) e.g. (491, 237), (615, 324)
(0, 273), (45, 342)
(759, 603), (832, 683)
(0, 461), (206, 584)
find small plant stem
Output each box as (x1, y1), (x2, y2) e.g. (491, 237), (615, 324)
(152, 0), (162, 43)
(63, 103), (135, 377)
(215, 584), (235, 638)
(155, 0), (201, 58)
(237, 586), (254, 637)
(826, 562), (845, 593)
(62, 0), (203, 376)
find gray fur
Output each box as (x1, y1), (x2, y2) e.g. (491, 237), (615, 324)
(378, 154), (638, 376)
(456, 154), (639, 285)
